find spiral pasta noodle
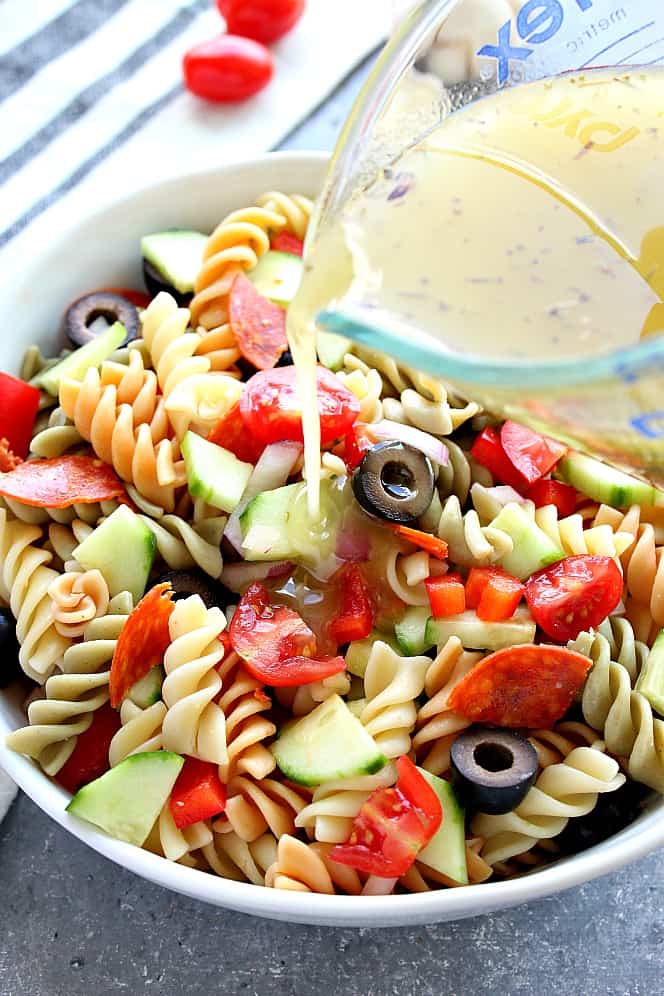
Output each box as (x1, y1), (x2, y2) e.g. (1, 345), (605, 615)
(108, 699), (167, 768)
(569, 628), (664, 793)
(0, 496), (114, 527)
(202, 830), (278, 885)
(148, 804), (213, 864)
(216, 775), (309, 843)
(360, 640), (429, 759)
(433, 495), (513, 567)
(336, 356), (384, 424)
(138, 513), (224, 579)
(295, 764), (396, 844)
(275, 671), (352, 718)
(29, 406), (83, 458)
(6, 591), (132, 773)
(413, 636), (482, 775)
(216, 649), (276, 782)
(0, 509), (71, 683)
(48, 569), (110, 638)
(532, 502), (634, 562)
(140, 293), (210, 399)
(190, 192), (313, 330)
(472, 744), (625, 865)
(265, 834), (336, 894)
(161, 595), (228, 766)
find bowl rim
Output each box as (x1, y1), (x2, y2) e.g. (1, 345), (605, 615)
(1, 149), (663, 927)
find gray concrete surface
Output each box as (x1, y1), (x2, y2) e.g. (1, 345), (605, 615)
(1, 37), (663, 996)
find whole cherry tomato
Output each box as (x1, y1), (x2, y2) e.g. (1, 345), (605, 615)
(183, 34), (273, 103)
(217, 0), (306, 44)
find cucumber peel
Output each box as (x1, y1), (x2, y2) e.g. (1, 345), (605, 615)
(31, 322), (127, 396)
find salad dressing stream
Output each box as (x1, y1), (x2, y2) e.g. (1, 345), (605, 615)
(287, 68), (664, 517)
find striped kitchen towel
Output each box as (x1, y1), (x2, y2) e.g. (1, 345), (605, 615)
(0, 0), (387, 266)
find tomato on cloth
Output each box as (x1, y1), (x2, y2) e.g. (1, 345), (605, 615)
(169, 758), (227, 828)
(56, 703), (122, 794)
(110, 583), (175, 707)
(524, 554), (623, 642)
(183, 34), (273, 103)
(0, 455), (126, 508)
(218, 0), (306, 44)
(229, 274), (287, 369)
(448, 644), (592, 728)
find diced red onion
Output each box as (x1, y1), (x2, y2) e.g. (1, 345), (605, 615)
(336, 530), (370, 563)
(221, 560), (294, 592)
(224, 441), (302, 553)
(366, 420), (449, 466)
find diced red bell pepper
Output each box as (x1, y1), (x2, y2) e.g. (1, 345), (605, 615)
(391, 524), (449, 561)
(109, 583), (175, 707)
(329, 564), (375, 644)
(465, 567), (524, 622)
(208, 401), (264, 465)
(169, 757), (227, 829)
(526, 478), (578, 518)
(0, 372), (41, 459)
(425, 572), (466, 618)
(470, 427), (529, 493)
(329, 756), (442, 877)
(270, 232), (304, 256)
(0, 454), (127, 508)
(56, 702), (122, 794)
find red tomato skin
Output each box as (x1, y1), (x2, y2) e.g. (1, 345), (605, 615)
(470, 427), (529, 493)
(524, 554), (623, 642)
(219, 0), (306, 44)
(56, 703), (122, 794)
(270, 232), (304, 256)
(526, 479), (578, 518)
(344, 423), (374, 472)
(208, 401), (264, 464)
(330, 756), (442, 877)
(0, 372), (41, 459)
(448, 644), (592, 728)
(500, 421), (567, 485)
(240, 366), (359, 446)
(169, 758), (227, 829)
(229, 274), (287, 369)
(183, 35), (273, 103)
(329, 565), (374, 644)
(230, 582), (346, 685)
(425, 574), (466, 618)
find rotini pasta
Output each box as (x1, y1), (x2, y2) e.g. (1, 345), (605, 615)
(202, 829), (278, 885)
(295, 764), (396, 843)
(432, 494), (513, 567)
(360, 641), (429, 759)
(217, 649), (276, 782)
(265, 834), (335, 894)
(216, 775), (309, 843)
(48, 569), (109, 638)
(108, 699), (167, 768)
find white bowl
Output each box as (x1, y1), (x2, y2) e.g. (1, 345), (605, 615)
(1, 151), (662, 927)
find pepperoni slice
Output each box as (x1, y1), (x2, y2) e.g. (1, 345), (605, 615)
(447, 644), (592, 729)
(229, 273), (287, 369)
(0, 455), (126, 508)
(109, 583), (175, 707)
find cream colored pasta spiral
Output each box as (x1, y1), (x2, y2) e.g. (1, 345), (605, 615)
(0, 495), (115, 527)
(146, 804), (213, 864)
(361, 641), (430, 758)
(569, 628), (664, 793)
(108, 699), (167, 767)
(46, 520), (94, 572)
(6, 592), (132, 773)
(382, 376), (481, 437)
(140, 293), (210, 398)
(275, 671), (352, 718)
(190, 192), (313, 330)
(295, 763), (396, 844)
(48, 569), (109, 638)
(472, 744), (625, 865)
(400, 837), (493, 891)
(413, 637), (482, 776)
(265, 834), (335, 894)
(138, 513), (224, 579)
(161, 595), (228, 766)
(215, 775), (309, 843)
(436, 439), (492, 506)
(217, 650), (276, 783)
(336, 356), (384, 423)
(434, 494), (513, 567)
(0, 509), (71, 683)
(385, 548), (432, 607)
(202, 830), (278, 885)
(59, 362), (184, 511)
(532, 502), (635, 562)
(29, 406), (83, 458)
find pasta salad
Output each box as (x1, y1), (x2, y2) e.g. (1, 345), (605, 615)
(2, 189), (663, 897)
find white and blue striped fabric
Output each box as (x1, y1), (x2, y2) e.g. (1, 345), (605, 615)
(0, 0), (387, 821)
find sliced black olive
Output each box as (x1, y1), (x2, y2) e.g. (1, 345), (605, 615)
(352, 441), (435, 524)
(142, 259), (192, 308)
(275, 348), (293, 367)
(0, 608), (20, 688)
(63, 292), (139, 348)
(451, 726), (538, 816)
(152, 570), (233, 610)
(555, 780), (651, 855)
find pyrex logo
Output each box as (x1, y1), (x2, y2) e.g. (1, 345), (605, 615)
(478, 0), (594, 84)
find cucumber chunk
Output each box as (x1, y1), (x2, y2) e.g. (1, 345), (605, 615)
(141, 230), (207, 295)
(66, 751), (184, 846)
(248, 250), (303, 306)
(273, 694), (387, 786)
(128, 665), (164, 709)
(240, 482), (302, 561)
(346, 630), (400, 678)
(31, 322), (127, 396)
(74, 504), (155, 603)
(557, 452), (663, 508)
(490, 502), (564, 579)
(316, 330), (351, 372)
(395, 607), (434, 655)
(425, 607), (536, 651)
(182, 431), (253, 514)
(635, 629), (664, 716)
(416, 770), (468, 885)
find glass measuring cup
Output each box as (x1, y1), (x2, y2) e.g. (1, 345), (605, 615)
(305, 0), (664, 485)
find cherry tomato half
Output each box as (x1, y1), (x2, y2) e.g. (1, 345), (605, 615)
(524, 554), (623, 642)
(183, 34), (273, 103)
(239, 365), (360, 446)
(500, 420), (567, 487)
(217, 0), (305, 44)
